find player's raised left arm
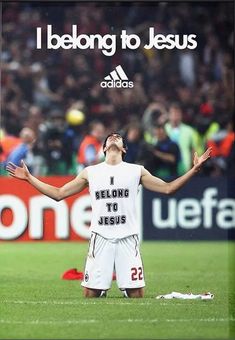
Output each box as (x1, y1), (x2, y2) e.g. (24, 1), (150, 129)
(140, 147), (212, 194)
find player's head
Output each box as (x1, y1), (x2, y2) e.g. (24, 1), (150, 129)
(103, 133), (128, 159)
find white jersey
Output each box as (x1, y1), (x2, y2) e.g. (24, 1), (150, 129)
(86, 161), (142, 239)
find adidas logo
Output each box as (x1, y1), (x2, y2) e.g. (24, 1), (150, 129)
(100, 65), (134, 88)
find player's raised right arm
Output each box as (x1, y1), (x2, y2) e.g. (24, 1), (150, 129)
(6, 160), (88, 201)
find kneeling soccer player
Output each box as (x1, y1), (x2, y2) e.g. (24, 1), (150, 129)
(6, 133), (211, 298)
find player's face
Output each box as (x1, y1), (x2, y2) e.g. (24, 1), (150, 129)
(105, 134), (126, 153)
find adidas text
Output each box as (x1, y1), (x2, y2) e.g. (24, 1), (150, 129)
(100, 80), (134, 88)
(100, 65), (134, 88)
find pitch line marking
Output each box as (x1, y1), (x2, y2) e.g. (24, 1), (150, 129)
(1, 299), (214, 307)
(0, 318), (233, 325)
(0, 299), (151, 306)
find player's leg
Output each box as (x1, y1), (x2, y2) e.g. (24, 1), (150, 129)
(83, 287), (107, 298)
(115, 235), (145, 298)
(125, 287), (144, 298)
(81, 232), (115, 297)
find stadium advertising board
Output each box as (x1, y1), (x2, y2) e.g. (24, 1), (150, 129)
(143, 177), (235, 240)
(0, 176), (91, 241)
(0, 177), (234, 241)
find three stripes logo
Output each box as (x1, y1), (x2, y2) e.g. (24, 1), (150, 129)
(100, 65), (134, 88)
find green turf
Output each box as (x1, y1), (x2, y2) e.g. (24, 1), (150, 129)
(0, 241), (234, 339)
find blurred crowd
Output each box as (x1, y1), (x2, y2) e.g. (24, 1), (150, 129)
(1, 2), (234, 178)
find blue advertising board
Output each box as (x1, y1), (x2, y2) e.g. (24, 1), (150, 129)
(142, 177), (235, 240)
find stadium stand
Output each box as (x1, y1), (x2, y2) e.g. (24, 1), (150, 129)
(1, 2), (234, 177)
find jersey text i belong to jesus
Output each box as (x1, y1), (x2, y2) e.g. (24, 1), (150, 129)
(95, 188), (129, 225)
(87, 162), (141, 239)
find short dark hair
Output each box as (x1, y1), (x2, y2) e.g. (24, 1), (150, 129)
(103, 133), (128, 159)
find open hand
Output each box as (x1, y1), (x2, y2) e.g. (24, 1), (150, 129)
(6, 160), (30, 180)
(193, 147), (212, 172)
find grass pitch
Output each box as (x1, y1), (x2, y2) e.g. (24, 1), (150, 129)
(0, 241), (234, 339)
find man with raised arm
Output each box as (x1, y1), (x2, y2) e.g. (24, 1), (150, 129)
(6, 133), (211, 298)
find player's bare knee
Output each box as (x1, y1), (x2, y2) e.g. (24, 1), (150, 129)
(126, 288), (144, 298)
(83, 288), (102, 298)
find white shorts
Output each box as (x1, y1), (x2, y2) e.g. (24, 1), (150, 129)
(81, 232), (145, 290)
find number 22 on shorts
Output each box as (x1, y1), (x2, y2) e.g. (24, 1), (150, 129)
(131, 267), (143, 281)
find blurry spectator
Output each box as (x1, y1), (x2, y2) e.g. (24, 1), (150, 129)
(142, 102), (168, 144)
(205, 121), (234, 176)
(40, 109), (76, 175)
(24, 105), (46, 176)
(179, 51), (195, 87)
(203, 33), (223, 81)
(165, 103), (196, 174)
(32, 64), (62, 110)
(143, 124), (181, 179)
(1, 72), (23, 136)
(24, 105), (44, 133)
(0, 127), (22, 165)
(77, 120), (105, 169)
(123, 123), (144, 164)
(6, 127), (35, 173)
(192, 114), (220, 156)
